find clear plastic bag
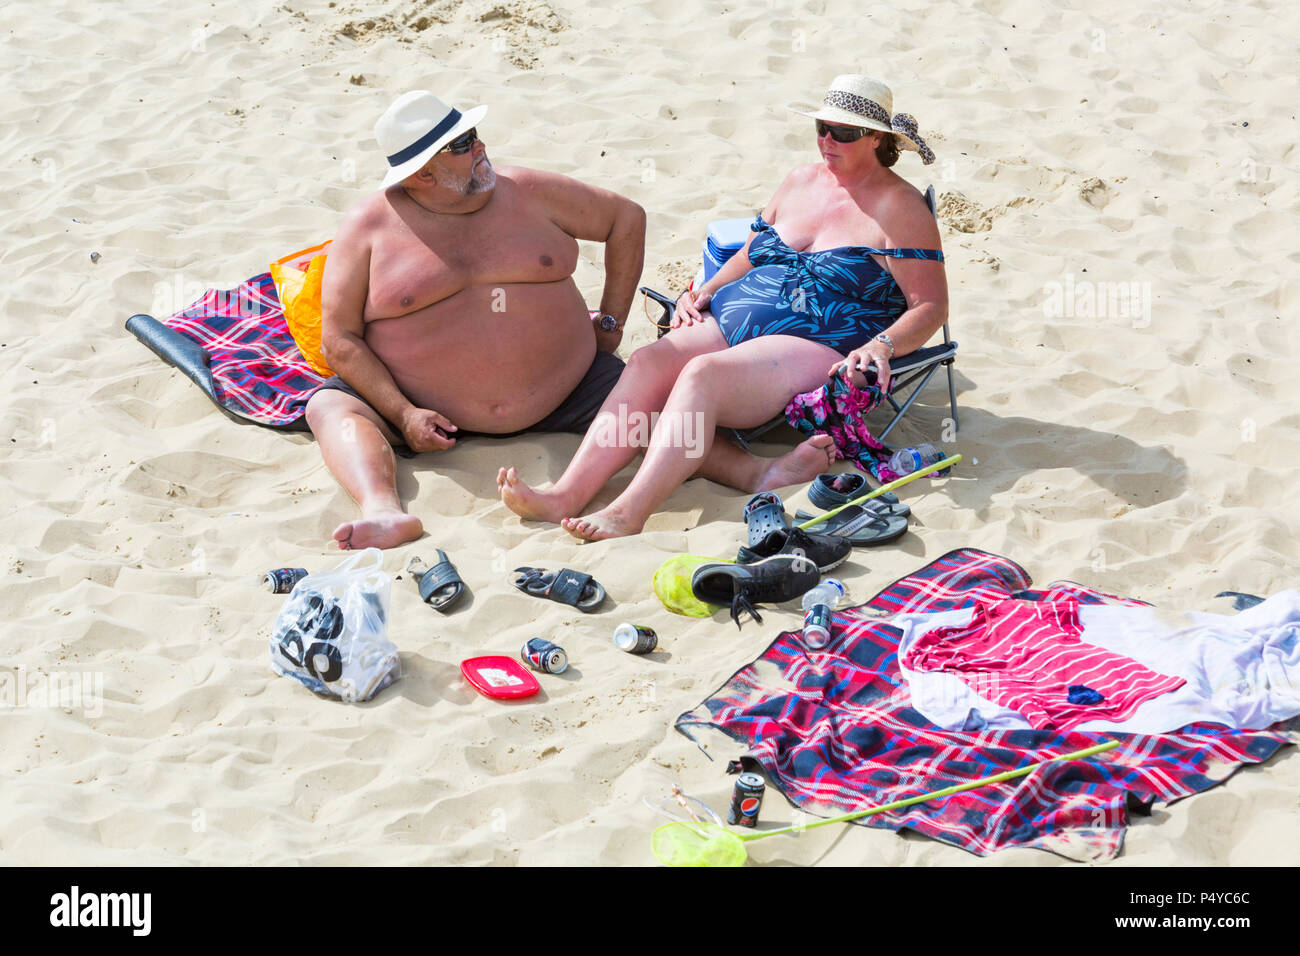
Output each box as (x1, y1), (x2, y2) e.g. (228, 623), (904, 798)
(268, 548), (399, 703)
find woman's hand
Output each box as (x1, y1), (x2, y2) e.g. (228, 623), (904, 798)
(672, 288), (713, 328)
(830, 339), (893, 392)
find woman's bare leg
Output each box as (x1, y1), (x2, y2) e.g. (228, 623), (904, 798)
(498, 318), (727, 521)
(563, 336), (845, 540)
(692, 429), (838, 493)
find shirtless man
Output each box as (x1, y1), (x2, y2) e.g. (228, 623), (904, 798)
(308, 90), (834, 550)
(306, 91), (642, 549)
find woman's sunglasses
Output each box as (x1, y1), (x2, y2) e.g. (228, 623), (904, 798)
(816, 121), (873, 144)
(439, 127), (479, 155)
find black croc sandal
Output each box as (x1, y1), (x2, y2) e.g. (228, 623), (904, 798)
(807, 472), (904, 512)
(407, 551), (467, 612)
(510, 566), (607, 612)
(742, 492), (789, 546)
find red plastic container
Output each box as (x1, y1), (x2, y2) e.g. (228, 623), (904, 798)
(460, 656), (541, 700)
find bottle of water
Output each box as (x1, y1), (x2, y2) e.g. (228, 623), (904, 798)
(801, 578), (845, 649)
(887, 442), (950, 477)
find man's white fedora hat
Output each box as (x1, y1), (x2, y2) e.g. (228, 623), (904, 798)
(788, 75), (935, 165)
(375, 90), (488, 190)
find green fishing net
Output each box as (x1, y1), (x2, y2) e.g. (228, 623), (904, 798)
(652, 555), (729, 617)
(651, 822), (748, 867)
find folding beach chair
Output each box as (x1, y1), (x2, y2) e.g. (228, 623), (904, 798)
(639, 185), (958, 450)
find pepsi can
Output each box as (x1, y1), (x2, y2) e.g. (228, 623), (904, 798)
(262, 568), (308, 593)
(521, 638), (568, 675)
(727, 772), (765, 828)
(612, 623), (657, 654)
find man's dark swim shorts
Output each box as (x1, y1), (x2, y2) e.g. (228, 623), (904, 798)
(311, 349), (624, 453)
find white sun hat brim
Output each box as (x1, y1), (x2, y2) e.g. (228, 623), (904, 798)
(378, 103), (488, 190)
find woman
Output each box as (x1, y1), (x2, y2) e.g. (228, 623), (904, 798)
(498, 75), (949, 540)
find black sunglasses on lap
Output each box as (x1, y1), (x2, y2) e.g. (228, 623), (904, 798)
(816, 120), (873, 143)
(439, 127), (478, 155)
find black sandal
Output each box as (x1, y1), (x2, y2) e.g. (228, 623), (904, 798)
(407, 551), (467, 612)
(794, 505), (909, 546)
(510, 566), (607, 612)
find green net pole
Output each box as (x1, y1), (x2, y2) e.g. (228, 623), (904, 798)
(740, 739), (1121, 842)
(796, 454), (962, 531)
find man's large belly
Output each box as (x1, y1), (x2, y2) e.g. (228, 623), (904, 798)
(364, 280), (597, 433)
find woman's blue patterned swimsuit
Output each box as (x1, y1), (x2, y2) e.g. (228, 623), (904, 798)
(709, 215), (944, 353)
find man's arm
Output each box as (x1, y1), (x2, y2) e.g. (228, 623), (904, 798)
(319, 201), (456, 451)
(509, 167), (646, 352)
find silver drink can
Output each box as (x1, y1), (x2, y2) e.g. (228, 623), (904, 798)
(612, 623), (658, 654)
(262, 568), (309, 593)
(521, 638), (568, 675)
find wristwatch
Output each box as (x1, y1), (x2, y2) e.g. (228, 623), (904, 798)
(597, 313), (624, 332)
(873, 333), (895, 358)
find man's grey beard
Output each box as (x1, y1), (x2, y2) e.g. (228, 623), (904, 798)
(442, 156), (496, 196)
(468, 157), (496, 194)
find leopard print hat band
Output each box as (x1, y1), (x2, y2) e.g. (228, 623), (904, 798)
(822, 89), (936, 166)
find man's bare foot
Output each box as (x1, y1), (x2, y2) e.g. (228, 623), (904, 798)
(756, 434), (837, 492)
(561, 508), (644, 542)
(496, 466), (578, 523)
(333, 511), (423, 550)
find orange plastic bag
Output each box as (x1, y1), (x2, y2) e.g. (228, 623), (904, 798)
(270, 240), (333, 376)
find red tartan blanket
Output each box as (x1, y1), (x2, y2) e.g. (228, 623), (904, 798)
(161, 273), (323, 427)
(676, 548), (1299, 861)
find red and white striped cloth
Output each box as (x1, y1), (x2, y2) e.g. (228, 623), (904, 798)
(901, 598), (1186, 731)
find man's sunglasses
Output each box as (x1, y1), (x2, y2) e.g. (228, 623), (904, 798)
(816, 121), (873, 144)
(439, 127), (479, 155)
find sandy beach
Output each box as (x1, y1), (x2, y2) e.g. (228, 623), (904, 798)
(1, 0), (1297, 866)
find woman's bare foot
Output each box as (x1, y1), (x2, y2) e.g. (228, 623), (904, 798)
(496, 466), (578, 523)
(333, 510), (423, 550)
(561, 508), (644, 542)
(756, 434), (837, 492)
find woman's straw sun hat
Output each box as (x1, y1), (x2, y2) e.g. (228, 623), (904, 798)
(788, 75), (935, 165)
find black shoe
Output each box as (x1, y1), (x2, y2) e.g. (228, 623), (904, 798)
(736, 526), (852, 572)
(691, 555), (821, 629)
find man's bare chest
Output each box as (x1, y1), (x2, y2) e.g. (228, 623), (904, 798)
(365, 203), (579, 319)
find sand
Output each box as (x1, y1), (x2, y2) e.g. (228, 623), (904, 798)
(1, 0), (1297, 866)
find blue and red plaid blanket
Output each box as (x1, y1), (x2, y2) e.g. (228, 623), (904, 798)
(160, 273), (322, 427)
(676, 548), (1300, 861)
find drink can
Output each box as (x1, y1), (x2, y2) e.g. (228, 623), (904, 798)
(521, 638), (568, 675)
(262, 568), (309, 593)
(612, 623), (657, 654)
(804, 603), (833, 632)
(727, 772), (766, 828)
(803, 604), (833, 649)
